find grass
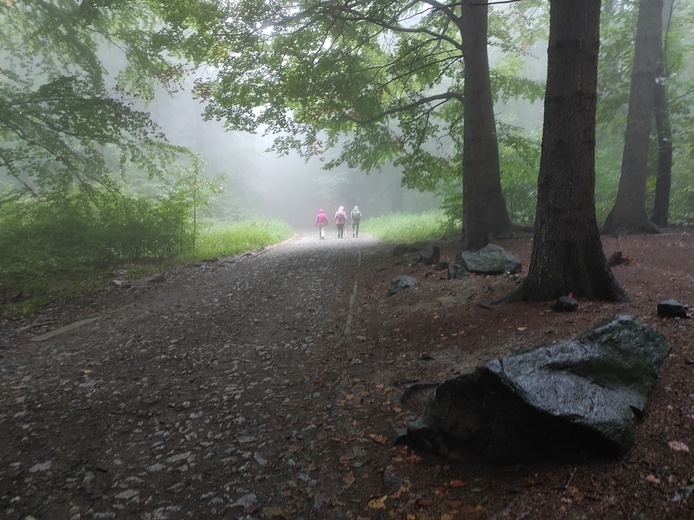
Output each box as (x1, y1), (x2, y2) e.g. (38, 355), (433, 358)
(1, 213), (452, 316)
(362, 210), (450, 243)
(183, 219), (293, 261)
(0, 219), (293, 317)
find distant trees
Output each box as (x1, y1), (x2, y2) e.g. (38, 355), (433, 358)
(602, 0), (665, 234)
(509, 0), (627, 302)
(0, 0), (214, 200)
(195, 0), (545, 249)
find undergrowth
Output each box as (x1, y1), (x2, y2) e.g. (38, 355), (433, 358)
(362, 210), (451, 243)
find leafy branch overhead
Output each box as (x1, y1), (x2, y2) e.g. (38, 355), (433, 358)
(0, 0), (216, 197)
(195, 0), (546, 188)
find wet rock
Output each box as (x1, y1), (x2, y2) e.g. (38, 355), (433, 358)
(382, 470), (405, 491)
(657, 299), (688, 319)
(407, 315), (671, 463)
(456, 244), (522, 275)
(387, 275), (417, 296)
(553, 295), (578, 312)
(416, 244), (440, 265)
(447, 263), (467, 280)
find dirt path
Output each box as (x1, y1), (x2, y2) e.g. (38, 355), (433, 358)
(0, 234), (392, 519)
(1, 230), (692, 519)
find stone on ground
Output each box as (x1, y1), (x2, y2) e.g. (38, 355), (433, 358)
(407, 315), (671, 463)
(456, 244), (522, 275)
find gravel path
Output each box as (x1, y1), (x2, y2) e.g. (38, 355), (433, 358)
(3, 230), (693, 520)
(0, 233), (382, 519)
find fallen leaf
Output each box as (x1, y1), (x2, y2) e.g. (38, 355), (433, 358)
(646, 474), (660, 484)
(369, 433), (388, 444)
(339, 455), (354, 465)
(260, 506), (289, 519)
(343, 472), (356, 487)
(367, 495), (388, 510)
(668, 440), (690, 453)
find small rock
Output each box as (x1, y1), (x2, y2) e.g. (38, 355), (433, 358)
(230, 493), (257, 509)
(29, 461), (52, 473)
(447, 263), (467, 280)
(382, 470), (405, 491)
(456, 244), (522, 275)
(417, 244), (440, 265)
(657, 299), (688, 319)
(553, 295), (578, 312)
(387, 275), (417, 296)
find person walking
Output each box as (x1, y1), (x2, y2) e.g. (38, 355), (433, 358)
(334, 206), (348, 238)
(350, 205), (362, 237)
(315, 208), (328, 239)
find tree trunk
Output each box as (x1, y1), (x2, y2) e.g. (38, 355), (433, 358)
(602, 0), (663, 234)
(460, 0), (514, 251)
(508, 0), (626, 303)
(651, 60), (672, 227)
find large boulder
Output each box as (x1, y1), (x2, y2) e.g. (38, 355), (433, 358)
(456, 244), (522, 275)
(407, 315), (671, 463)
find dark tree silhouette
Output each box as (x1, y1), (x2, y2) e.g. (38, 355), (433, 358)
(508, 0), (627, 303)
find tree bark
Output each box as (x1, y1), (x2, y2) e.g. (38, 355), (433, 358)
(651, 60), (672, 227)
(460, 0), (514, 250)
(508, 0), (626, 303)
(602, 0), (663, 234)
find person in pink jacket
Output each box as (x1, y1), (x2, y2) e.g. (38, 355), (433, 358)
(334, 206), (348, 238)
(315, 208), (328, 239)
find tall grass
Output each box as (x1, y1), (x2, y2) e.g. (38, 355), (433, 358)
(0, 213), (292, 316)
(362, 210), (449, 243)
(183, 219), (293, 261)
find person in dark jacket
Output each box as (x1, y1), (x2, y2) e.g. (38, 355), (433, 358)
(350, 205), (362, 237)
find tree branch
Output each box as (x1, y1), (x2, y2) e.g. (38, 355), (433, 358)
(342, 92), (463, 125)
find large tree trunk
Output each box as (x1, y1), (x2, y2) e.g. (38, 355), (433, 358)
(602, 0), (663, 234)
(651, 59), (672, 227)
(460, 0), (514, 251)
(508, 0), (626, 303)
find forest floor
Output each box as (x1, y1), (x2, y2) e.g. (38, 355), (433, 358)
(0, 227), (692, 520)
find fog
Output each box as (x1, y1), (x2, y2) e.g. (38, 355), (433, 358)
(146, 86), (441, 231)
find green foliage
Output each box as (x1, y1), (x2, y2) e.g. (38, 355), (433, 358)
(0, 164), (224, 313)
(664, 1), (694, 222)
(196, 1), (547, 204)
(433, 121), (541, 232)
(184, 220), (293, 261)
(362, 210), (449, 243)
(0, 0), (218, 198)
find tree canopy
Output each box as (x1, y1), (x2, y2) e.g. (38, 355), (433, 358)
(0, 0), (217, 200)
(192, 0), (546, 246)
